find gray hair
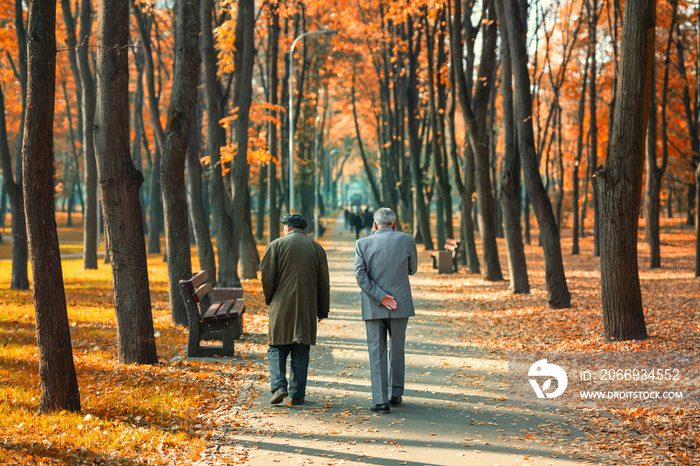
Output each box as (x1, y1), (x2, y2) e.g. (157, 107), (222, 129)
(373, 207), (396, 227)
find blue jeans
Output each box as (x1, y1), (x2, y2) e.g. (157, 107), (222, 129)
(267, 343), (310, 399)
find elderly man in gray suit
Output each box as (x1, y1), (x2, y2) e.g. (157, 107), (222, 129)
(354, 207), (418, 414)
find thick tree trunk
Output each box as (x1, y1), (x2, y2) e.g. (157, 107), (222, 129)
(23, 0), (81, 413)
(502, 0), (571, 309)
(232, 0), (259, 280)
(161, 0), (201, 326)
(595, 0), (655, 341)
(95, 0), (158, 364)
(494, 0), (528, 293)
(201, 0), (237, 286)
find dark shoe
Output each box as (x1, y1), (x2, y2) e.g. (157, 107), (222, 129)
(291, 397), (305, 405)
(370, 403), (390, 414)
(270, 387), (288, 404)
(389, 396), (402, 407)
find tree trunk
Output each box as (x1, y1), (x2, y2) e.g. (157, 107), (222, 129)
(404, 18), (433, 250)
(646, 6), (674, 269)
(161, 0), (201, 326)
(231, 0), (258, 281)
(494, 0), (528, 293)
(95, 0), (158, 364)
(425, 6), (453, 247)
(239, 187), (260, 279)
(0, 0), (30, 290)
(77, 0), (98, 270)
(447, 0), (480, 274)
(186, 102), (216, 282)
(587, 0), (601, 257)
(696, 168), (700, 277)
(266, 2), (281, 242)
(502, 0), (571, 309)
(572, 54), (589, 255)
(351, 74), (383, 208)
(23, 0), (81, 413)
(132, 47), (148, 230)
(0, 86), (29, 290)
(147, 143), (163, 254)
(594, 0), (655, 341)
(201, 0), (237, 286)
(472, 2), (502, 281)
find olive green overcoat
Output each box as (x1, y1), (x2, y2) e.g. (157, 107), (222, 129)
(260, 229), (330, 345)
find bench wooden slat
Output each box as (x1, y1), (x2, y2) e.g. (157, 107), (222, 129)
(229, 298), (245, 318)
(182, 270), (209, 294)
(201, 300), (223, 321)
(210, 287), (244, 302)
(213, 300), (236, 320)
(194, 283), (212, 304)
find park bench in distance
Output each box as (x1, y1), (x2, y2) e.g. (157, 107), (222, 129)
(178, 270), (245, 357)
(429, 238), (460, 274)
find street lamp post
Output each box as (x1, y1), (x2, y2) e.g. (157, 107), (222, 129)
(288, 29), (337, 214)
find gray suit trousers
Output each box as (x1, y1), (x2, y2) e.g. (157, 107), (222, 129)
(364, 317), (409, 405)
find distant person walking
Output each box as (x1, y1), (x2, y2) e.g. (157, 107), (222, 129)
(260, 214), (331, 406)
(351, 212), (364, 240)
(362, 208), (374, 236)
(354, 207), (417, 414)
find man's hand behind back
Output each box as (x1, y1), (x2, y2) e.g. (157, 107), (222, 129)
(381, 294), (397, 310)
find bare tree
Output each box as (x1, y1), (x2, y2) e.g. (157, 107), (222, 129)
(23, 0), (80, 413)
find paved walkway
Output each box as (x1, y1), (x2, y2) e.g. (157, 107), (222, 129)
(223, 216), (620, 466)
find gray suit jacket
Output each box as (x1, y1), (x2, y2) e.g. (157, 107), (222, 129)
(354, 227), (418, 321)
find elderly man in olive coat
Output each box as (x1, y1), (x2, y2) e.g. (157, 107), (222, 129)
(260, 214), (330, 405)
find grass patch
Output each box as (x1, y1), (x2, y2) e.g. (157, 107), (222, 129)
(0, 235), (265, 464)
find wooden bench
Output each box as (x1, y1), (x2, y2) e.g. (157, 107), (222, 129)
(179, 270), (245, 357)
(430, 238), (461, 274)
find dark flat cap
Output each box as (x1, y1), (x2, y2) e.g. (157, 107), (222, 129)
(281, 213), (308, 229)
